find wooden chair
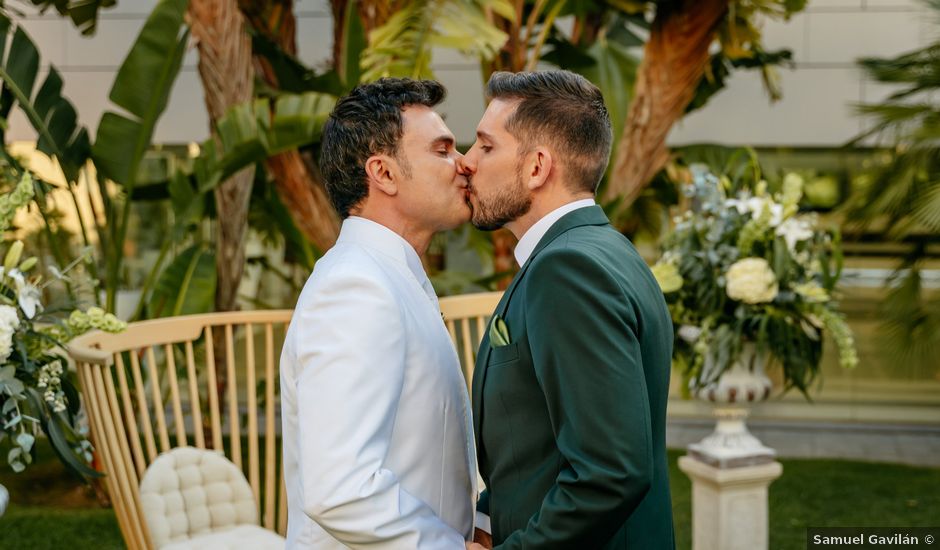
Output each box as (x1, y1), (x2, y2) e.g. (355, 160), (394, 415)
(439, 290), (503, 386)
(68, 291), (502, 549)
(69, 310), (293, 550)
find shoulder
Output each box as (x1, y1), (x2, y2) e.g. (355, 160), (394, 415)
(526, 227), (624, 286)
(296, 244), (399, 309)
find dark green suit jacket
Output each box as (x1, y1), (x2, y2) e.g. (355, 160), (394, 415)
(472, 206), (675, 549)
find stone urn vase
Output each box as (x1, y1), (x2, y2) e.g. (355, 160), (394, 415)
(688, 342), (776, 468)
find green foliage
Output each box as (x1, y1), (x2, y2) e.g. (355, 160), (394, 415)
(91, 0), (189, 188)
(147, 244), (216, 318)
(25, 0), (116, 35)
(361, 0), (513, 81)
(847, 0), (940, 375)
(0, 15), (91, 184)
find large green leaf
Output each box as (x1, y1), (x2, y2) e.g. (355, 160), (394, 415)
(0, 20), (91, 182)
(250, 31), (344, 96)
(208, 92), (335, 182)
(27, 0), (117, 35)
(340, 0), (366, 88)
(148, 244), (217, 318)
(92, 0), (189, 187)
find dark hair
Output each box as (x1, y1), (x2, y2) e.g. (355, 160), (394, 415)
(486, 70), (612, 193)
(320, 78), (446, 218)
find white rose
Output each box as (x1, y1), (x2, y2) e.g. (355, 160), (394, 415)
(726, 258), (779, 304)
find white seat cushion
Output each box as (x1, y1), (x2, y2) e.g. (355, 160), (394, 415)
(161, 524), (285, 550)
(140, 447), (279, 548)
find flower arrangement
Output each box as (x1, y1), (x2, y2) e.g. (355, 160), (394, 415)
(0, 173), (126, 477)
(652, 165), (858, 396)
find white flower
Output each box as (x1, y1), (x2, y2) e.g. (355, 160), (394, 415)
(5, 269), (43, 319)
(776, 216), (814, 252)
(17, 283), (42, 319)
(725, 258), (779, 304)
(0, 305), (19, 363)
(726, 196), (784, 227)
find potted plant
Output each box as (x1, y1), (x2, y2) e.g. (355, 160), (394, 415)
(0, 173), (126, 512)
(652, 165), (857, 466)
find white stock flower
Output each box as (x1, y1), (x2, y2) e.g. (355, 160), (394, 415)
(776, 216), (814, 251)
(725, 258), (779, 304)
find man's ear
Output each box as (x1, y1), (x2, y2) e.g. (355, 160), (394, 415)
(365, 154), (399, 197)
(524, 147), (553, 191)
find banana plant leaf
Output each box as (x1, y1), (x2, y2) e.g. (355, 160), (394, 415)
(0, 15), (91, 183)
(148, 244), (216, 318)
(91, 0), (189, 190)
(209, 92), (335, 183)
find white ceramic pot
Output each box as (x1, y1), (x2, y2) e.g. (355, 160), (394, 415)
(689, 343), (777, 468)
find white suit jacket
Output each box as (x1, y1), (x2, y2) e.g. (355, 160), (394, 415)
(280, 216), (476, 549)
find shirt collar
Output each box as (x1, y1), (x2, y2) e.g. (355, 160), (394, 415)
(514, 198), (596, 266)
(337, 216), (429, 286)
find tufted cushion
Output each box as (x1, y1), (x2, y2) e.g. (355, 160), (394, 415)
(140, 447), (271, 548)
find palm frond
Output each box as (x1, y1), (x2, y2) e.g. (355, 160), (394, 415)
(360, 0), (510, 82)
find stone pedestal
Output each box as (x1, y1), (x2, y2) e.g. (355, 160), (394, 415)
(678, 455), (783, 550)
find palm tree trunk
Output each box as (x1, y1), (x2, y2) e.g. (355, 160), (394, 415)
(189, 0), (255, 313)
(189, 0), (255, 440)
(605, 0), (729, 207)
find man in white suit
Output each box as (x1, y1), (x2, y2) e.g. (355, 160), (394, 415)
(280, 79), (476, 548)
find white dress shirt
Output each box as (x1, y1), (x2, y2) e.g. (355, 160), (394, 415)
(281, 216), (476, 549)
(513, 199), (597, 266)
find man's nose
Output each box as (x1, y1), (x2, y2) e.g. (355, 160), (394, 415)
(457, 153), (474, 175)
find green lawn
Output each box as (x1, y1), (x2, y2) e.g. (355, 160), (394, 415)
(1, 449), (937, 550)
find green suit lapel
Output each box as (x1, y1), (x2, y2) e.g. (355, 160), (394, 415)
(471, 205), (611, 446)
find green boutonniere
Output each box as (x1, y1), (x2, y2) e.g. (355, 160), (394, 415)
(488, 314), (511, 347)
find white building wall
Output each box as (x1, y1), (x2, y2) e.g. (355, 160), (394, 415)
(6, 0), (935, 147)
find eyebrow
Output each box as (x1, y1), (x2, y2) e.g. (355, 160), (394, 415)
(430, 135), (455, 148)
(476, 130), (494, 141)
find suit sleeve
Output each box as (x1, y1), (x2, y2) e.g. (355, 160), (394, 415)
(497, 248), (654, 549)
(292, 269), (465, 549)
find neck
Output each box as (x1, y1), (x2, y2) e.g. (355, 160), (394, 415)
(505, 191), (593, 240)
(353, 208), (432, 256)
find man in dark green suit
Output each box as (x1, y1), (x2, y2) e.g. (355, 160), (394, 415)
(460, 70), (675, 550)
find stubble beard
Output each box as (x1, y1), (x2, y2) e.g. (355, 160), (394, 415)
(469, 162), (532, 231)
